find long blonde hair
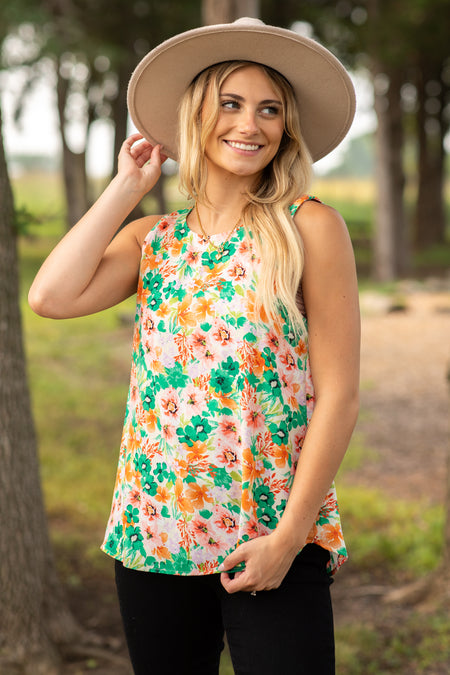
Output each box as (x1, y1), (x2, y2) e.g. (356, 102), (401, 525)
(178, 61), (313, 333)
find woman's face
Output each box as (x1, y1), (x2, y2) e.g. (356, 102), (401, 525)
(203, 65), (285, 182)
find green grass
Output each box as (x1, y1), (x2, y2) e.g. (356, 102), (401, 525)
(336, 609), (450, 674)
(338, 486), (444, 578)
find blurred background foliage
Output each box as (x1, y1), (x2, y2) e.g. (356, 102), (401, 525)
(1, 1), (449, 673)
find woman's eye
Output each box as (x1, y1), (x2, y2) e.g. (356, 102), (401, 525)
(221, 100), (240, 110)
(261, 106), (280, 116)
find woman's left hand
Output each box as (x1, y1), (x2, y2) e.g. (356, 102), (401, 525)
(219, 534), (298, 594)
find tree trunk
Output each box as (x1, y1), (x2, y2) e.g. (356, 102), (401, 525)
(372, 65), (408, 281)
(0, 105), (81, 674)
(56, 62), (90, 230)
(202, 0), (260, 24)
(414, 66), (446, 249)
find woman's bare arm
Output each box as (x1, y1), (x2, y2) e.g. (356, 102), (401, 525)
(221, 201), (360, 593)
(29, 134), (166, 318)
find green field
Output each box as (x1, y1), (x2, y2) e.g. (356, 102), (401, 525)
(13, 171), (450, 673)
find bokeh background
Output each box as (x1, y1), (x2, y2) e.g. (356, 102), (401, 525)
(0, 1), (449, 673)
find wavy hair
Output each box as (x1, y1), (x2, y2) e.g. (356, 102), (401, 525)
(178, 61), (313, 333)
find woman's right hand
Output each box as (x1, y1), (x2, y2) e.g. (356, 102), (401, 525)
(117, 133), (168, 196)
(29, 133), (167, 319)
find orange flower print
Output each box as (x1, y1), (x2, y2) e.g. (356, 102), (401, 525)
(194, 296), (215, 321)
(141, 248), (163, 273)
(321, 523), (344, 549)
(238, 343), (265, 377)
(124, 458), (136, 484)
(155, 485), (170, 503)
(186, 441), (208, 466)
(242, 446), (265, 483)
(295, 339), (307, 358)
(241, 488), (255, 513)
(271, 445), (289, 468)
(173, 459), (189, 479)
(156, 301), (170, 318)
(186, 482), (213, 509)
(175, 478), (194, 514)
(215, 391), (238, 411)
(170, 238), (184, 257)
(246, 290), (268, 323)
(177, 294), (196, 329)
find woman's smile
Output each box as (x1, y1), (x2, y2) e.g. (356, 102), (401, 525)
(224, 140), (263, 153)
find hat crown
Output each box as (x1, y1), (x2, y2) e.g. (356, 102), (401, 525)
(232, 17), (265, 27)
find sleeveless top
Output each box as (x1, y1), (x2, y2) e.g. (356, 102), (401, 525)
(101, 196), (348, 575)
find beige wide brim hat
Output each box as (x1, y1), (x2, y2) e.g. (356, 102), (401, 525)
(127, 17), (356, 163)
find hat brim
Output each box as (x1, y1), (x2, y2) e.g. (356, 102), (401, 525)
(127, 21), (356, 162)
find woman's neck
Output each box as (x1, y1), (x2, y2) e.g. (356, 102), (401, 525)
(192, 167), (254, 234)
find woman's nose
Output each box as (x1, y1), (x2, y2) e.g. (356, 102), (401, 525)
(238, 108), (259, 134)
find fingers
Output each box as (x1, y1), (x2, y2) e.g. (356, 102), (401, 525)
(122, 134), (167, 167)
(220, 570), (247, 593)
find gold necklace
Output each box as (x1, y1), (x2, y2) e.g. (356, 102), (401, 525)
(195, 203), (241, 259)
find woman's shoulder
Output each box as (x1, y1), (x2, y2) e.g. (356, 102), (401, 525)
(289, 194), (321, 215)
(292, 196), (352, 264)
(291, 195), (345, 231)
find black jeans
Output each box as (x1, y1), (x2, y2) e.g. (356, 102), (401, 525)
(115, 544), (335, 675)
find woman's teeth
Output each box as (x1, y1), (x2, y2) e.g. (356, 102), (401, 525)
(227, 141), (260, 151)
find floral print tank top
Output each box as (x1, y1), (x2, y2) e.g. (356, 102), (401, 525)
(101, 196), (347, 575)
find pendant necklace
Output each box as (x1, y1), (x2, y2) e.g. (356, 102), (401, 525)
(195, 203), (241, 260)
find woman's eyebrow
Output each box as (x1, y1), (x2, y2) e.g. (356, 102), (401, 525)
(219, 92), (282, 105)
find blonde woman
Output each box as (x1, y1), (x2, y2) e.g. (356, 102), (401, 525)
(29, 18), (360, 675)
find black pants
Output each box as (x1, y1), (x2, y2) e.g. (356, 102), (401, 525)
(115, 544), (335, 675)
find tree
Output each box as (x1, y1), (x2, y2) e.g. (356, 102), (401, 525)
(202, 0), (260, 23)
(261, 0), (449, 280)
(5, 1), (201, 228)
(0, 100), (83, 674)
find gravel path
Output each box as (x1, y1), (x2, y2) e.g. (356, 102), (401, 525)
(348, 286), (450, 504)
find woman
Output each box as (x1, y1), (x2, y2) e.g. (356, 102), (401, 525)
(29, 18), (360, 675)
